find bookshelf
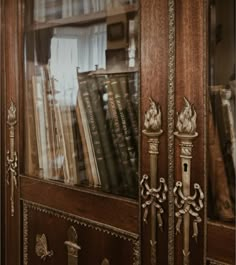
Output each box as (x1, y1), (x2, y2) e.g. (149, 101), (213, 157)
(27, 4), (138, 31)
(1, 0), (235, 265)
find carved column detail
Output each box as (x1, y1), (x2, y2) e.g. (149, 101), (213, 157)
(141, 97), (168, 265)
(6, 100), (18, 217)
(174, 97), (204, 265)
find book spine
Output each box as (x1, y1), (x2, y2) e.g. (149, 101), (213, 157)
(45, 0), (62, 20)
(211, 89), (235, 206)
(118, 74), (139, 148)
(49, 77), (68, 182)
(105, 79), (136, 195)
(110, 77), (138, 172)
(71, 106), (87, 184)
(32, 75), (49, 179)
(80, 79), (110, 192)
(208, 106), (235, 221)
(34, 0), (46, 23)
(44, 66), (63, 180)
(89, 77), (120, 193)
(77, 91), (100, 187)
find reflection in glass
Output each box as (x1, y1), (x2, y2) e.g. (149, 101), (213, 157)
(208, 0), (235, 222)
(23, 0), (139, 198)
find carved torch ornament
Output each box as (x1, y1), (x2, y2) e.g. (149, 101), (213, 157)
(141, 97), (168, 265)
(174, 97), (204, 265)
(6, 100), (18, 217)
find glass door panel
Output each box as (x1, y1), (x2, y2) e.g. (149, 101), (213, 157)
(23, 0), (139, 198)
(208, 0), (235, 223)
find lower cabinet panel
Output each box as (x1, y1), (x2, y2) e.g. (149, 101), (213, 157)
(22, 201), (140, 265)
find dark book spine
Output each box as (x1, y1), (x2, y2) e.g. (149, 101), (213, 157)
(110, 77), (138, 173)
(45, 0), (62, 20)
(79, 79), (110, 192)
(211, 91), (235, 206)
(105, 79), (136, 196)
(71, 106), (87, 184)
(118, 74), (139, 148)
(89, 77), (120, 193)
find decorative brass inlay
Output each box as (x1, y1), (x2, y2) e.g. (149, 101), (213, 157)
(141, 174), (167, 229)
(144, 97), (162, 132)
(174, 97), (204, 265)
(173, 182), (204, 238)
(23, 204), (29, 265)
(35, 234), (54, 261)
(168, 0), (176, 264)
(64, 226), (81, 265)
(142, 98), (167, 265)
(101, 258), (110, 265)
(6, 100), (18, 216)
(23, 201), (140, 265)
(176, 97), (197, 135)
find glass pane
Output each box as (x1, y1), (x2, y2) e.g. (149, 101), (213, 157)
(208, 0), (235, 222)
(23, 0), (139, 198)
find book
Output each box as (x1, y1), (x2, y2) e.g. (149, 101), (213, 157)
(71, 106), (87, 184)
(32, 74), (50, 179)
(210, 85), (235, 207)
(76, 89), (100, 187)
(46, 74), (65, 182)
(58, 98), (79, 185)
(89, 76), (121, 193)
(79, 77), (110, 192)
(62, 0), (73, 17)
(45, 0), (62, 20)
(208, 102), (235, 221)
(72, 0), (84, 15)
(105, 77), (137, 195)
(34, 0), (46, 23)
(110, 77), (137, 171)
(118, 74), (138, 148)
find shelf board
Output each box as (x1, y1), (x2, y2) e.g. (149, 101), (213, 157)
(20, 175), (139, 234)
(88, 66), (139, 75)
(27, 4), (138, 31)
(207, 220), (235, 264)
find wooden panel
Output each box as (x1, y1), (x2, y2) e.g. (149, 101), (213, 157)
(140, 0), (169, 264)
(20, 176), (139, 234)
(24, 202), (138, 265)
(3, 0), (22, 264)
(207, 222), (235, 265)
(175, 0), (206, 264)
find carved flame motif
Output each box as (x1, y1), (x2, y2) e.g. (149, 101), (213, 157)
(144, 97), (162, 132)
(176, 97), (197, 135)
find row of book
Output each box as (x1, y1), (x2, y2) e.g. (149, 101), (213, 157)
(25, 64), (139, 197)
(77, 71), (139, 195)
(33, 0), (137, 23)
(208, 82), (236, 221)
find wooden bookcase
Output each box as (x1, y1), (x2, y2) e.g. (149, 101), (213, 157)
(1, 0), (235, 265)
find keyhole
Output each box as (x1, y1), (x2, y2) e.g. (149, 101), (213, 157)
(184, 163), (188, 172)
